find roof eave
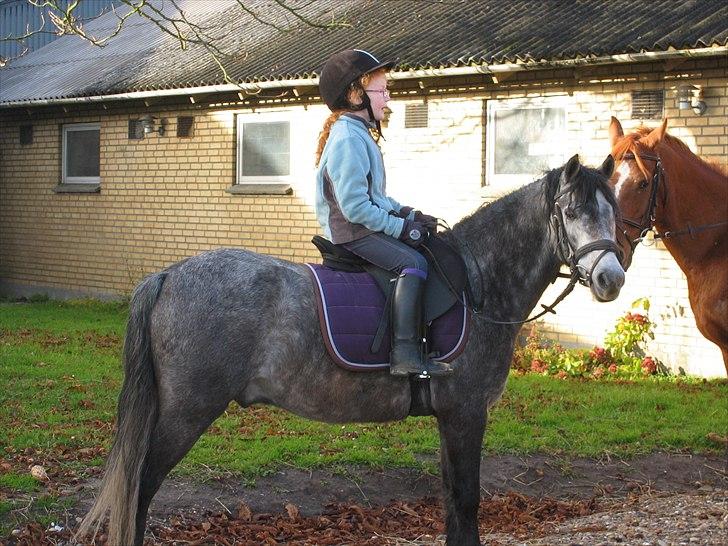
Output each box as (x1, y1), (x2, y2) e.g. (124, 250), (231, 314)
(2, 45), (725, 109)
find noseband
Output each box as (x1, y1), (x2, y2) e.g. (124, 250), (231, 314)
(552, 193), (624, 288)
(443, 189), (623, 325)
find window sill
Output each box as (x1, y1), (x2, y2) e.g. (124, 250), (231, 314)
(53, 183), (100, 194)
(226, 183), (292, 195)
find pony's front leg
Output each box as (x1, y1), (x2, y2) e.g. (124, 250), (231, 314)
(437, 405), (487, 546)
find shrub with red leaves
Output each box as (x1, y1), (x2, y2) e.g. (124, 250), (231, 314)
(530, 359), (548, 374)
(641, 356), (657, 376)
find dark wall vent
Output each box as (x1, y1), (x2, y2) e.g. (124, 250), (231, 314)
(631, 90), (664, 120)
(404, 103), (428, 128)
(128, 119), (144, 140)
(19, 124), (33, 145)
(177, 116), (194, 137)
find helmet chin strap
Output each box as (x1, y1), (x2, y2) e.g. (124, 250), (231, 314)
(360, 93), (384, 139)
(348, 89), (383, 139)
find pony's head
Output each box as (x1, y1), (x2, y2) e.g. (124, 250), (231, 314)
(548, 154), (625, 302)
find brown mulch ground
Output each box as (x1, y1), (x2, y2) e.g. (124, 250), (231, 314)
(3, 452), (725, 545)
(6, 492), (600, 545)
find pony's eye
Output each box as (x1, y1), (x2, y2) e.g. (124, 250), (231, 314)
(564, 207), (577, 220)
(638, 179), (649, 190)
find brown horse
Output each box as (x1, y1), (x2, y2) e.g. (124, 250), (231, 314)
(608, 116), (728, 373)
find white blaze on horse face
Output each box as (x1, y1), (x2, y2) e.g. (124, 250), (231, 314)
(613, 161), (634, 199)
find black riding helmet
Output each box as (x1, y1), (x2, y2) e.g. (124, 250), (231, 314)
(319, 49), (395, 134)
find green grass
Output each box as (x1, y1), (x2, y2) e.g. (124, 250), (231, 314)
(0, 500), (12, 517)
(488, 374), (726, 456)
(1, 300), (725, 484)
(0, 496), (70, 534)
(0, 473), (37, 492)
(0, 299), (128, 334)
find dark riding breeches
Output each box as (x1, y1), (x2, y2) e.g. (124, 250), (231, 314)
(342, 232), (428, 275)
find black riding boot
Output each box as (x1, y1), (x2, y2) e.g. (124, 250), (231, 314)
(389, 273), (453, 377)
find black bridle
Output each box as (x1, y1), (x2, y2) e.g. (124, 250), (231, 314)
(432, 191), (623, 325)
(618, 152), (728, 257)
(616, 152), (663, 259)
(619, 152), (663, 235)
(551, 196), (623, 288)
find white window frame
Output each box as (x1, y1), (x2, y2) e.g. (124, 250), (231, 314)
(236, 112), (292, 185)
(485, 96), (569, 189)
(62, 123), (101, 184)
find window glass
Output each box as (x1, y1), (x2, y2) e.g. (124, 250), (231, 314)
(66, 128), (100, 177)
(240, 121), (290, 178)
(63, 123), (100, 184)
(486, 98), (567, 187)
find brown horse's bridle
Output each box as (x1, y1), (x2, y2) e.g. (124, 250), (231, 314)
(619, 152), (664, 238)
(618, 152), (728, 261)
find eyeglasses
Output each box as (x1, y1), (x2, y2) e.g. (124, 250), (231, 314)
(364, 88), (390, 98)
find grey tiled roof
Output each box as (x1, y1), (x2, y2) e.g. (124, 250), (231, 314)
(1, 0), (726, 106)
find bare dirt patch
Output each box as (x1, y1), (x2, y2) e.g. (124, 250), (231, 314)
(4, 452), (726, 544)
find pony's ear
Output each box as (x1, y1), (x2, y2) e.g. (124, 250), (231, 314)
(642, 118), (668, 149)
(600, 154), (615, 178)
(608, 116), (624, 147)
(564, 154), (581, 181)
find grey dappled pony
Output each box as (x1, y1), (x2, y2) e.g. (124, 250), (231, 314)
(78, 155), (625, 546)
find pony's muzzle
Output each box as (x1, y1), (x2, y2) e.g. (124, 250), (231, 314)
(590, 254), (625, 302)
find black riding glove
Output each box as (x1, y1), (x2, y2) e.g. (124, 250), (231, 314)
(389, 206), (414, 219)
(398, 219), (427, 248)
(414, 211), (438, 233)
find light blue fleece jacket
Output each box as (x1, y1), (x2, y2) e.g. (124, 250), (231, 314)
(315, 114), (409, 244)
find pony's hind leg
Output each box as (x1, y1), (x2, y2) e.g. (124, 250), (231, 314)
(133, 396), (231, 545)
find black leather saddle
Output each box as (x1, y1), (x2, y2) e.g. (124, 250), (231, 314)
(311, 235), (468, 323)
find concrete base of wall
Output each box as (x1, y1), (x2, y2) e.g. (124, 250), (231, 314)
(0, 279), (124, 302)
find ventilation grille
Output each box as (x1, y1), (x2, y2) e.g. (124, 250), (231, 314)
(177, 116), (194, 137)
(404, 103), (428, 128)
(631, 90), (664, 120)
(128, 119), (144, 140)
(19, 124), (33, 145)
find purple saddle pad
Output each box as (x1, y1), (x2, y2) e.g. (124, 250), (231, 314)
(306, 264), (469, 372)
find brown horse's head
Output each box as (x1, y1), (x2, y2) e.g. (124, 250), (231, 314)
(607, 116), (669, 268)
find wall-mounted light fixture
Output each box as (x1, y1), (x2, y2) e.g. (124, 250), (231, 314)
(140, 114), (166, 136)
(676, 84), (707, 116)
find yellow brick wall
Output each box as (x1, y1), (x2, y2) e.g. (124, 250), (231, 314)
(1, 56), (725, 375)
(0, 105), (325, 298)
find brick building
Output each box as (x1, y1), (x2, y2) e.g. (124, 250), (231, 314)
(1, 0), (726, 376)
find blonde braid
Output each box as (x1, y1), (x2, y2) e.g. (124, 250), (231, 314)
(315, 110), (346, 167)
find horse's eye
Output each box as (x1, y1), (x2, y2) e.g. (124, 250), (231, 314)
(638, 179), (649, 190)
(564, 207), (577, 220)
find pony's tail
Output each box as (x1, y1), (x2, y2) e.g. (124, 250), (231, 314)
(76, 272), (166, 546)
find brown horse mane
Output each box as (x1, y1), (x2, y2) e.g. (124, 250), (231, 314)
(612, 125), (728, 180)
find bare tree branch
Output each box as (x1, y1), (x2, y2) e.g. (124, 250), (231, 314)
(1, 0), (352, 80)
(43, 0), (148, 46)
(271, 0), (352, 30)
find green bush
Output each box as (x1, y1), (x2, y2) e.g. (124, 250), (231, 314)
(512, 298), (667, 379)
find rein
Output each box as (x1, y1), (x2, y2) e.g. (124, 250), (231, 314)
(619, 152), (728, 249)
(657, 221), (728, 240)
(429, 192), (622, 326)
